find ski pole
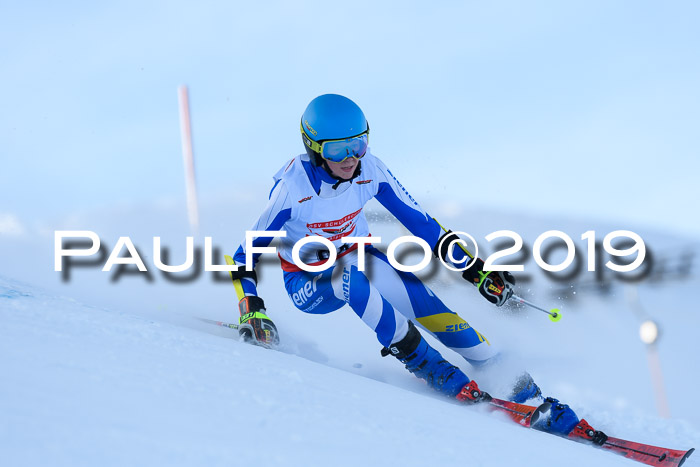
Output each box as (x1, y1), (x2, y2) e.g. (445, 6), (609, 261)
(198, 317), (239, 330)
(201, 254), (244, 331)
(224, 255), (246, 301)
(511, 294), (562, 322)
(433, 219), (562, 323)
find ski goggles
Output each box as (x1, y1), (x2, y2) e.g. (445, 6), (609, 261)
(301, 124), (369, 163)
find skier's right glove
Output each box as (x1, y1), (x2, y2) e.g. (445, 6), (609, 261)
(238, 296), (279, 347)
(462, 258), (515, 307)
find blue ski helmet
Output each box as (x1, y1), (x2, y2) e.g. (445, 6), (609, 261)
(300, 94), (369, 166)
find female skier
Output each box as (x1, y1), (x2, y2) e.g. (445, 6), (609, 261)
(231, 94), (578, 435)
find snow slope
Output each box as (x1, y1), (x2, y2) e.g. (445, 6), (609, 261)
(1, 199), (699, 466)
(2, 275), (696, 467)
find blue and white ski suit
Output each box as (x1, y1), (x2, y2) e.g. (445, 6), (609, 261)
(234, 152), (497, 365)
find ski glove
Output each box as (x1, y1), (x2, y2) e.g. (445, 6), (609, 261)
(238, 296), (279, 347)
(462, 258), (515, 307)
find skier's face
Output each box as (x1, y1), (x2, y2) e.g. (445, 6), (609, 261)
(325, 157), (359, 179)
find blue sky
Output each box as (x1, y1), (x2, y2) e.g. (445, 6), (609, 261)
(2, 0), (699, 236)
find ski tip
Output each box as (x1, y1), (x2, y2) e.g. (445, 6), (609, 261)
(680, 447), (695, 467)
(549, 309), (562, 323)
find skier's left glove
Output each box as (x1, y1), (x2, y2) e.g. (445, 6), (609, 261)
(433, 229), (514, 307)
(462, 258), (515, 307)
(238, 296), (279, 347)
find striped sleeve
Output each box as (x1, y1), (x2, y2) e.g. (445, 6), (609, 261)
(373, 158), (469, 265)
(233, 179), (292, 296)
(373, 158), (441, 246)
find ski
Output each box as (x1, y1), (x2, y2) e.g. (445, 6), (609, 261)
(600, 436), (694, 466)
(485, 399), (695, 466)
(568, 418), (695, 466)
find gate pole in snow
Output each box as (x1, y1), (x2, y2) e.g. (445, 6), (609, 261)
(178, 85), (200, 234)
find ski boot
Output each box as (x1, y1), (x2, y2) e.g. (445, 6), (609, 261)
(535, 397), (580, 435)
(509, 372), (543, 404)
(509, 373), (579, 435)
(382, 322), (470, 398)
